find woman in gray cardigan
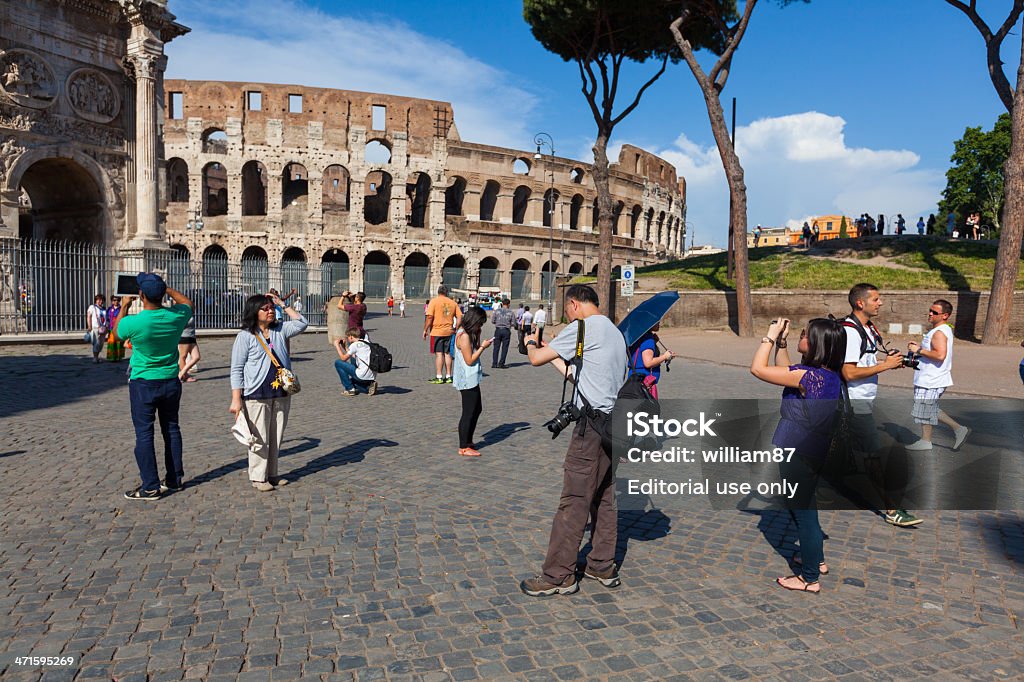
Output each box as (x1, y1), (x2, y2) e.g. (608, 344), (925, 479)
(229, 292), (307, 491)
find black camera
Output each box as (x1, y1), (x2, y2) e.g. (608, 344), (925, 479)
(901, 351), (920, 369)
(544, 401), (581, 439)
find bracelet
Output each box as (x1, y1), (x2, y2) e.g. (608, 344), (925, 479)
(761, 337), (775, 345)
(526, 340), (538, 347)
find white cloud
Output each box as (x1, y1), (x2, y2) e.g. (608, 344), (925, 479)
(655, 112), (945, 247)
(164, 0), (538, 149)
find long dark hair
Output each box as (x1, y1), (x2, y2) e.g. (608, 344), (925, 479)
(801, 317), (846, 373)
(459, 306), (486, 350)
(241, 294), (274, 334)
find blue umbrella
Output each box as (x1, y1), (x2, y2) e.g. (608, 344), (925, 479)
(617, 291), (680, 349)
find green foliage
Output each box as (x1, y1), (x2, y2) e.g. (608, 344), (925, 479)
(522, 0), (732, 66)
(938, 113), (1011, 234)
(838, 215), (847, 239)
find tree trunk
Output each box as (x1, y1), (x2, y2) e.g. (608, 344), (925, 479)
(982, 35), (1024, 344)
(592, 131), (615, 318)
(700, 88), (753, 336)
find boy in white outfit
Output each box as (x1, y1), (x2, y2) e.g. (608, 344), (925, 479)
(906, 299), (970, 450)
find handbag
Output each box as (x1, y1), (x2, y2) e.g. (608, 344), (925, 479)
(254, 332), (301, 395)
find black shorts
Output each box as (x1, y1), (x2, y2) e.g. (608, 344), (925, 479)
(431, 335), (452, 354)
(178, 337), (197, 347)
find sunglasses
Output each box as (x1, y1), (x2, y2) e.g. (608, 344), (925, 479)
(927, 309), (944, 316)
(259, 304), (275, 312)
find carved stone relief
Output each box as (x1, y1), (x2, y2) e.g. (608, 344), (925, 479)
(0, 102), (124, 149)
(0, 49), (58, 109)
(66, 69), (120, 123)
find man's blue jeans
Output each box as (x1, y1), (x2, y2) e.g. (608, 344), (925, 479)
(128, 377), (183, 491)
(334, 358), (371, 392)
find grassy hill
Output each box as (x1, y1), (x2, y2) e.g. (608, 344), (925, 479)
(636, 237), (1024, 291)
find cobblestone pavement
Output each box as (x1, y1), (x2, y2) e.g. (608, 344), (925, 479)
(1, 313), (1022, 681)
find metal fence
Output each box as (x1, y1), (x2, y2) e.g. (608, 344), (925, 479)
(0, 239), (344, 334)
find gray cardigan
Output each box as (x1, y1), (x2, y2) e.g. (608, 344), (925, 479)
(230, 317), (308, 395)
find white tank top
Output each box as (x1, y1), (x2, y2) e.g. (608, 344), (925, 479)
(913, 323), (953, 389)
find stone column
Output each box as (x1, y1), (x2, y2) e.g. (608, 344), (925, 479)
(125, 44), (164, 247)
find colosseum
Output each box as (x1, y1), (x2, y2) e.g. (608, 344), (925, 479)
(161, 80), (686, 301)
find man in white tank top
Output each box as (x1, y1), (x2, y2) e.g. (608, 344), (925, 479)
(905, 299), (970, 450)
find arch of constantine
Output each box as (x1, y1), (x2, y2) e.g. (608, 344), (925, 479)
(161, 80), (686, 299)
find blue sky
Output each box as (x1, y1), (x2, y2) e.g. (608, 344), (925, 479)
(165, 0), (1020, 246)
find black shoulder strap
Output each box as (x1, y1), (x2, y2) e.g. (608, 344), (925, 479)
(842, 315), (871, 357)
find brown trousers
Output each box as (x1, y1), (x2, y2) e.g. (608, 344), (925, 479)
(541, 418), (617, 585)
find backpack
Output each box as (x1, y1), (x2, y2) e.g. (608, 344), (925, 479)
(367, 341), (393, 373)
(841, 315), (881, 358)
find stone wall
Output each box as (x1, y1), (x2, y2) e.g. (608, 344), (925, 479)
(616, 289), (1024, 340)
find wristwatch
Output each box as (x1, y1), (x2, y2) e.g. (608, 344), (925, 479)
(761, 337), (775, 345)
(526, 340), (538, 347)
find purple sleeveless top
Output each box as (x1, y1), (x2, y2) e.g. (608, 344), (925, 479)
(771, 365), (842, 459)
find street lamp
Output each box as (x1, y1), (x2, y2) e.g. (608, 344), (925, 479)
(534, 132), (555, 320)
(186, 202), (204, 286)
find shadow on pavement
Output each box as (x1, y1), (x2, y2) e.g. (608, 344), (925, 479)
(476, 422), (531, 447)
(285, 438), (398, 482)
(0, 450), (27, 458)
(0, 355), (128, 418)
(375, 386), (412, 395)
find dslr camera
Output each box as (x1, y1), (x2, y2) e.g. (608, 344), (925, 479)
(544, 401), (581, 439)
(888, 349), (920, 370)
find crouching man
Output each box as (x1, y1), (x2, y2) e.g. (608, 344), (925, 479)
(334, 327), (378, 396)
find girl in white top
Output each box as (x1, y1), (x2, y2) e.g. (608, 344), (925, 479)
(453, 306), (492, 457)
(906, 299), (969, 450)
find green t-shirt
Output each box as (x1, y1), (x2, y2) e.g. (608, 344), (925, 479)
(116, 304), (193, 380)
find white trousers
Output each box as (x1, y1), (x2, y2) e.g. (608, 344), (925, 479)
(244, 397), (290, 482)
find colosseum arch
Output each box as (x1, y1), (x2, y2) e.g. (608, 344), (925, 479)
(281, 246), (308, 297)
(167, 158), (189, 204)
(365, 139), (391, 165)
(612, 201), (625, 236)
(404, 251), (430, 299)
(282, 163), (309, 209)
(569, 167), (585, 184)
(445, 176), (466, 216)
(323, 165), (350, 213)
(364, 171), (392, 225)
(644, 208), (654, 241)
(542, 188), (559, 228)
(201, 128), (228, 155)
(479, 180), (499, 221)
(406, 172), (431, 228)
(202, 162), (228, 217)
(591, 197), (600, 231)
(442, 254), (466, 291)
(363, 250), (391, 299)
(512, 185), (531, 225)
(241, 245), (269, 293)
(202, 244), (229, 291)
(569, 194), (583, 230)
(510, 258), (531, 300)
(568, 261), (584, 275)
(512, 158), (531, 175)
(321, 247), (350, 296)
(14, 155), (109, 242)
(657, 211), (665, 245)
(478, 256), (500, 288)
(630, 204), (642, 237)
(241, 161), (268, 216)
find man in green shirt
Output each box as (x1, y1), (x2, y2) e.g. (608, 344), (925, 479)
(115, 273), (193, 500)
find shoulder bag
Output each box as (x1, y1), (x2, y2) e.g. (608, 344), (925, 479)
(254, 332), (301, 395)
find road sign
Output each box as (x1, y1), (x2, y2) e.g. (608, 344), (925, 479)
(621, 264), (635, 297)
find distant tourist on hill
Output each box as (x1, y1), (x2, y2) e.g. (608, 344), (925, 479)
(865, 215), (876, 238)
(927, 214), (937, 235)
(812, 223), (820, 245)
(877, 214), (886, 236)
(801, 222), (811, 248)
(947, 211), (956, 238)
(917, 217), (926, 235)
(896, 214), (906, 236)
(754, 224), (762, 247)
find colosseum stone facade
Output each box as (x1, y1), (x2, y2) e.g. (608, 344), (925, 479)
(161, 79), (686, 300)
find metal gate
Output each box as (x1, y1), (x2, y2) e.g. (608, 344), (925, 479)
(404, 265), (429, 300)
(363, 264), (390, 299)
(441, 267), (466, 292)
(510, 270), (532, 300)
(479, 268), (500, 288)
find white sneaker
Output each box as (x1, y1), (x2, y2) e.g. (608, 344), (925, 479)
(953, 426), (971, 450)
(905, 440), (933, 451)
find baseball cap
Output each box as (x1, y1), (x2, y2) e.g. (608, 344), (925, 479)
(137, 272), (167, 301)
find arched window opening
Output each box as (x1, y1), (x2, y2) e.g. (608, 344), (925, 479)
(510, 258), (531, 300)
(364, 171), (392, 225)
(630, 204), (642, 236)
(202, 129), (227, 154)
(512, 158), (530, 175)
(241, 246), (269, 293)
(445, 176), (466, 216)
(479, 180), (499, 221)
(542, 188), (559, 228)
(322, 248), (350, 297)
(406, 172), (431, 228)
(569, 194), (583, 230)
(282, 163), (308, 209)
(241, 160), (267, 216)
(612, 201), (624, 236)
(570, 168), (584, 184)
(512, 186), (531, 225)
(363, 250), (391, 299)
(202, 162), (227, 216)
(479, 256), (500, 288)
(281, 247), (308, 300)
(323, 165), (350, 213)
(591, 197), (600, 231)
(404, 252), (430, 299)
(568, 262), (583, 275)
(365, 139), (391, 164)
(167, 158), (189, 203)
(442, 254), (467, 291)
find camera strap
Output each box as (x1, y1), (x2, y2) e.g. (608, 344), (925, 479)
(559, 319), (585, 407)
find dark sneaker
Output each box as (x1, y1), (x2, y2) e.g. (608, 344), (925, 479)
(124, 487), (161, 501)
(885, 509), (923, 527)
(160, 480), (184, 493)
(519, 576), (579, 597)
(367, 381), (378, 396)
(583, 565), (621, 589)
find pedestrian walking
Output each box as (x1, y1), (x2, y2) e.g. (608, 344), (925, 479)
(333, 326), (378, 396)
(534, 304), (547, 343)
(801, 222), (812, 247)
(105, 296), (125, 362)
(86, 294), (108, 363)
(229, 292), (308, 492)
(387, 295), (395, 317)
(423, 285), (460, 383)
(519, 284), (626, 597)
(751, 316), (847, 593)
(518, 306), (533, 354)
(337, 290), (367, 336)
(177, 315), (201, 382)
(399, 297), (407, 318)
(490, 297), (514, 368)
(627, 322), (675, 399)
(905, 300), (970, 451)
(453, 307), (493, 457)
(114, 273), (194, 500)
(842, 283), (922, 527)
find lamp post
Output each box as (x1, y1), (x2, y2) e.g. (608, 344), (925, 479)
(186, 202), (204, 287)
(534, 132), (555, 320)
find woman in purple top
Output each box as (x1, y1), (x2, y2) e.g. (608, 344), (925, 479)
(751, 316), (846, 593)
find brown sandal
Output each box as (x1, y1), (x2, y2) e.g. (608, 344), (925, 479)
(776, 575), (820, 593)
(792, 556), (829, 575)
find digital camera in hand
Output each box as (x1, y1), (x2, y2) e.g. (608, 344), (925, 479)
(544, 401), (581, 439)
(901, 351), (920, 369)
